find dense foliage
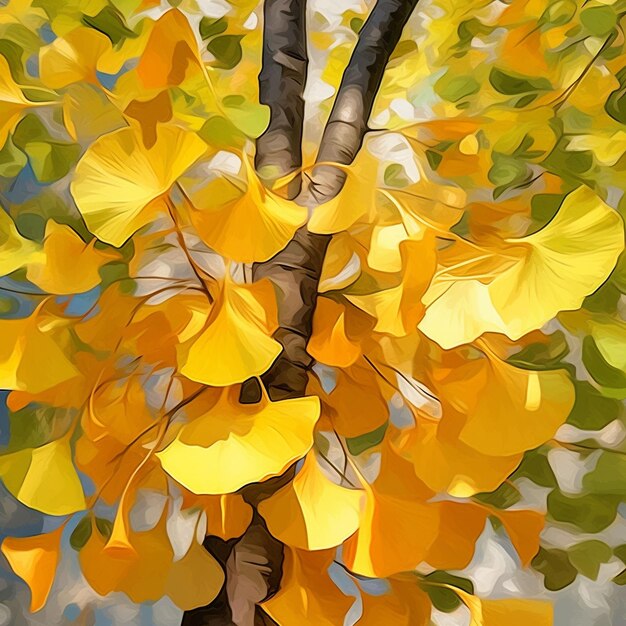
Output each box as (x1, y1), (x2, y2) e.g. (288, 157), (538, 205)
(1, 0), (626, 623)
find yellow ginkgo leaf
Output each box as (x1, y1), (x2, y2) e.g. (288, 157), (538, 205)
(567, 131), (626, 167)
(263, 548), (354, 626)
(342, 448), (440, 578)
(26, 221), (117, 294)
(367, 223), (410, 273)
(346, 238), (436, 337)
(0, 438), (85, 516)
(0, 314), (79, 393)
(438, 349), (575, 457)
(0, 55), (31, 148)
(195, 493), (254, 540)
(136, 8), (207, 91)
(79, 512), (223, 610)
(1, 527), (63, 612)
(308, 151), (379, 234)
(71, 124), (208, 246)
(0, 208), (40, 276)
(157, 387), (320, 494)
(39, 26), (111, 89)
(180, 278), (282, 386)
(258, 451), (363, 550)
(183, 153), (307, 263)
(358, 579), (432, 626)
(308, 297), (362, 368)
(420, 186), (624, 348)
(456, 589), (553, 626)
(495, 509), (544, 567)
(395, 420), (523, 497)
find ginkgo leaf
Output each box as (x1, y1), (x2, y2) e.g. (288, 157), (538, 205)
(79, 512), (223, 610)
(258, 451), (363, 550)
(343, 448), (440, 578)
(367, 223), (410, 273)
(71, 124), (208, 246)
(0, 314), (79, 393)
(358, 580), (432, 626)
(0, 438), (85, 516)
(440, 350), (575, 457)
(394, 421), (523, 497)
(346, 238), (436, 336)
(308, 151), (379, 234)
(420, 186), (624, 348)
(196, 493), (253, 540)
(496, 509), (544, 567)
(26, 221), (117, 294)
(0, 55), (31, 148)
(320, 360), (390, 438)
(39, 26), (111, 89)
(182, 153), (307, 263)
(1, 527), (63, 612)
(457, 590), (553, 626)
(180, 277), (282, 386)
(308, 297), (362, 368)
(263, 548), (354, 626)
(157, 387), (320, 494)
(0, 207), (40, 276)
(567, 131), (626, 167)
(135, 8), (207, 91)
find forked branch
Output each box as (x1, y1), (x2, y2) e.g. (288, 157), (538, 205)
(183, 0), (419, 624)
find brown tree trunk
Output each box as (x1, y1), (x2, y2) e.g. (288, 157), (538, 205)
(182, 0), (419, 623)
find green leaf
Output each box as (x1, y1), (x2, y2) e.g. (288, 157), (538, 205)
(349, 17), (364, 34)
(583, 281), (621, 314)
(70, 516), (93, 551)
(531, 193), (565, 224)
(568, 540), (613, 580)
(25, 141), (81, 183)
(512, 449), (557, 488)
(543, 0), (577, 26)
(474, 481), (522, 509)
(580, 6), (617, 37)
(435, 74), (480, 103)
(198, 115), (247, 150)
(606, 68), (626, 125)
(567, 381), (620, 430)
(95, 517), (113, 539)
(614, 544), (626, 564)
(582, 335), (626, 395)
(346, 422), (388, 456)
(489, 153), (531, 199)
(422, 571), (473, 613)
(0, 137), (27, 178)
(507, 331), (569, 371)
(384, 163), (409, 187)
(425, 150), (443, 171)
(221, 97), (270, 139)
(532, 547), (578, 591)
(489, 68), (552, 95)
(614, 568), (626, 585)
(82, 5), (137, 45)
(207, 35), (244, 70)
(583, 451), (626, 496)
(199, 16), (228, 40)
(547, 490), (620, 532)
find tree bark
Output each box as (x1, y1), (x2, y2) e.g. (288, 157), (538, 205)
(183, 0), (419, 623)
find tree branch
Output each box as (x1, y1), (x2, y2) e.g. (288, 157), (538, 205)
(255, 0), (308, 198)
(257, 0), (420, 397)
(310, 0), (419, 201)
(183, 1), (419, 624)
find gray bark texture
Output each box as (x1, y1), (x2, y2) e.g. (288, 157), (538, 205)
(182, 0), (419, 623)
